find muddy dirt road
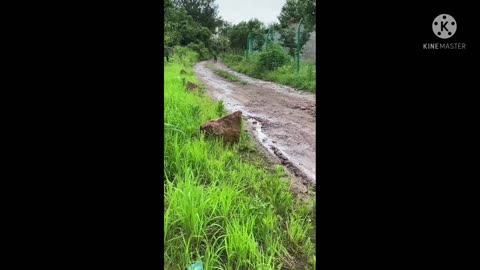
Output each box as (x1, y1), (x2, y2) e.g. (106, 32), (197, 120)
(194, 61), (316, 192)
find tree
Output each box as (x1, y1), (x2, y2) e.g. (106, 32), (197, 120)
(222, 19), (266, 52)
(211, 35), (230, 54)
(164, 1), (203, 47)
(247, 19), (266, 50)
(164, 0), (174, 18)
(278, 0), (301, 27)
(216, 20), (232, 36)
(164, 3), (213, 60)
(299, 0), (316, 30)
(164, 0), (177, 46)
(172, 0), (221, 32)
(277, 0), (315, 56)
(277, 28), (296, 57)
(279, 0), (315, 29)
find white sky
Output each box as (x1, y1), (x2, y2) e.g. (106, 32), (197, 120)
(216, 0), (287, 25)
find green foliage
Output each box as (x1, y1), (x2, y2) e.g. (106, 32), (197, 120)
(279, 0), (316, 30)
(300, 0), (316, 30)
(210, 35), (230, 54)
(176, 14), (213, 48)
(266, 62), (316, 92)
(164, 7), (212, 48)
(223, 54), (243, 65)
(164, 0), (218, 59)
(209, 1), (316, 67)
(212, 69), (246, 85)
(257, 44), (290, 72)
(172, 46), (199, 66)
(215, 100), (225, 117)
(276, 0), (315, 56)
(223, 53), (259, 77)
(187, 42), (211, 61)
(164, 0), (181, 46)
(223, 19), (266, 51)
(306, 63), (314, 82)
(222, 52), (315, 92)
(278, 0), (301, 25)
(277, 28), (297, 57)
(173, 0), (221, 32)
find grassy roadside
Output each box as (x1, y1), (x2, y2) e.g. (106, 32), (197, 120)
(164, 48), (316, 270)
(212, 68), (247, 85)
(222, 54), (316, 93)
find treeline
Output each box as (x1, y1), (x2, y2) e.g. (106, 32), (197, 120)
(164, 0), (316, 60)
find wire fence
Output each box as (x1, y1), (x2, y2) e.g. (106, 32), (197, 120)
(244, 22), (317, 64)
(244, 20), (316, 73)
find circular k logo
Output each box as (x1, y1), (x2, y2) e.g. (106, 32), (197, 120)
(432, 14), (457, 39)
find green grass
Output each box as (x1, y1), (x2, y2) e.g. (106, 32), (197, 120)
(164, 48), (316, 270)
(223, 54), (316, 92)
(211, 68), (247, 85)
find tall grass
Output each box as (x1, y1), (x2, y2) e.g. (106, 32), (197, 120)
(223, 53), (316, 92)
(164, 48), (315, 269)
(212, 69), (247, 85)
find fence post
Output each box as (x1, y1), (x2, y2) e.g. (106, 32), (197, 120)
(270, 26), (274, 46)
(248, 32), (252, 55)
(265, 27), (272, 50)
(297, 19), (303, 74)
(246, 33), (252, 59)
(265, 30), (268, 50)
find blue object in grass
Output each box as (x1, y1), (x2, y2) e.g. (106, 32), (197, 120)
(187, 261), (203, 270)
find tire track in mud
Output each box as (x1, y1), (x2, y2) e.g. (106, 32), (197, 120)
(193, 61), (316, 193)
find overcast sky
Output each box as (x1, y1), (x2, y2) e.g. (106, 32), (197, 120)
(216, 0), (286, 25)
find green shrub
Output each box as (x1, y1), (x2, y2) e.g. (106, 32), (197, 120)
(257, 44), (290, 72)
(223, 54), (244, 66)
(222, 48), (316, 92)
(306, 64), (314, 82)
(201, 47), (212, 60)
(187, 42), (211, 61)
(172, 46), (198, 66)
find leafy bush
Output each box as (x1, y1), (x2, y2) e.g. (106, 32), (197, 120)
(222, 49), (316, 92)
(257, 44), (290, 72)
(172, 46), (198, 66)
(223, 54), (244, 66)
(199, 47), (211, 60)
(187, 42), (211, 61)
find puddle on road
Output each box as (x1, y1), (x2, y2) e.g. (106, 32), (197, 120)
(246, 118), (269, 144)
(246, 117), (315, 185)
